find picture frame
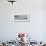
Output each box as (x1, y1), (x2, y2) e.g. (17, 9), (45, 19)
(14, 15), (30, 22)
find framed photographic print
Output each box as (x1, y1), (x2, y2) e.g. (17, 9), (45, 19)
(14, 15), (30, 22)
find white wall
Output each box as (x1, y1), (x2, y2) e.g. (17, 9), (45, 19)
(0, 0), (46, 41)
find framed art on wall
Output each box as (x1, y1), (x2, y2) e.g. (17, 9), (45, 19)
(14, 15), (30, 22)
